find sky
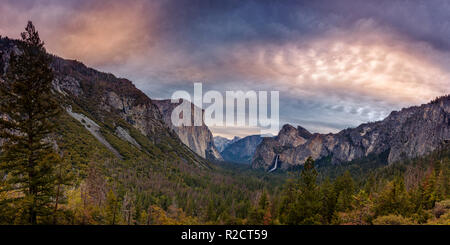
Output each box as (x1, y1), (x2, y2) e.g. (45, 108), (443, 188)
(1, 0), (449, 138)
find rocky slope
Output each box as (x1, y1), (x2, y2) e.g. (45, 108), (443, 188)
(221, 135), (263, 164)
(0, 37), (209, 167)
(153, 99), (223, 161)
(253, 96), (450, 170)
(213, 136), (241, 152)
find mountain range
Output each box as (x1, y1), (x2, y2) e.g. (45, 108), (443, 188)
(1, 36), (448, 173)
(0, 37), (210, 170)
(1, 32), (450, 226)
(252, 97), (450, 170)
(213, 136), (241, 152)
(220, 135), (263, 164)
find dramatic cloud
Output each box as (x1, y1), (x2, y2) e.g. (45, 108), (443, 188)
(222, 19), (450, 115)
(0, 0), (161, 66)
(1, 0), (449, 137)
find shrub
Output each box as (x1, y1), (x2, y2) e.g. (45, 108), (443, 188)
(372, 214), (413, 225)
(433, 200), (450, 218)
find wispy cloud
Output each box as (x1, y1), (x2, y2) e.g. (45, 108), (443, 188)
(1, 0), (449, 136)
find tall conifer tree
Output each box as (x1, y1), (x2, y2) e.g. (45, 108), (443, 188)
(0, 21), (60, 224)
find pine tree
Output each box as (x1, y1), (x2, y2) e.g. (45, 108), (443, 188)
(249, 191), (270, 225)
(284, 157), (322, 224)
(320, 178), (337, 223)
(374, 176), (411, 217)
(421, 172), (437, 209)
(278, 178), (297, 223)
(0, 21), (61, 224)
(333, 171), (355, 211)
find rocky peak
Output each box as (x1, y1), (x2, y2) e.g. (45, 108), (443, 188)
(297, 125), (312, 139)
(253, 95), (450, 170)
(275, 124), (309, 148)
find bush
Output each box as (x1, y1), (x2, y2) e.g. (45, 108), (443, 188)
(433, 205), (446, 218)
(433, 200), (450, 218)
(372, 215), (413, 225)
(427, 212), (450, 225)
(435, 199), (450, 209)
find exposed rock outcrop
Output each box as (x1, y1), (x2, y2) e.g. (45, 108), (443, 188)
(253, 96), (450, 170)
(153, 99), (223, 161)
(65, 106), (123, 159)
(115, 126), (141, 149)
(0, 37), (210, 167)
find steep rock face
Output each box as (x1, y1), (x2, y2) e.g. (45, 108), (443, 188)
(153, 99), (223, 161)
(51, 56), (167, 141)
(213, 136), (241, 152)
(276, 124), (311, 147)
(253, 96), (450, 170)
(0, 37), (210, 167)
(221, 135), (263, 164)
(1, 37), (170, 140)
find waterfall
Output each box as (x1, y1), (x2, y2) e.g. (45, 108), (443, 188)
(268, 155), (279, 173)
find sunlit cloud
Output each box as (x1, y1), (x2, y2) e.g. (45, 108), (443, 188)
(51, 1), (157, 66)
(1, 0), (449, 136)
(0, 0), (161, 67)
(193, 20), (450, 126)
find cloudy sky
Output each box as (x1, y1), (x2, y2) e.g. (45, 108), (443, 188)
(1, 0), (449, 138)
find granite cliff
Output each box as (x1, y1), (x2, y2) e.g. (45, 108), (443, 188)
(153, 99), (223, 161)
(253, 96), (450, 170)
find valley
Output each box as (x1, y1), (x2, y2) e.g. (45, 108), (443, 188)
(0, 29), (449, 225)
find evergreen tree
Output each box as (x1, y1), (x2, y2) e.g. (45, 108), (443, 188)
(333, 171), (355, 211)
(320, 178), (337, 223)
(364, 174), (376, 195)
(420, 172), (437, 209)
(285, 157), (322, 224)
(352, 189), (373, 225)
(278, 178), (297, 223)
(374, 176), (411, 218)
(0, 21), (61, 224)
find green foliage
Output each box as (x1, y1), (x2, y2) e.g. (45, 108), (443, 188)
(319, 178), (337, 223)
(1, 23), (448, 225)
(105, 189), (122, 225)
(334, 171), (355, 212)
(276, 148), (450, 225)
(373, 176), (412, 217)
(279, 157), (323, 224)
(372, 214), (413, 225)
(0, 22), (63, 224)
